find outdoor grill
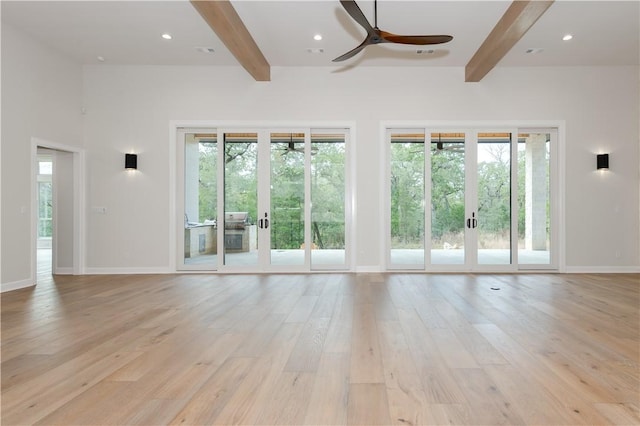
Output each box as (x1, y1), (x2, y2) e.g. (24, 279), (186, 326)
(224, 212), (250, 251)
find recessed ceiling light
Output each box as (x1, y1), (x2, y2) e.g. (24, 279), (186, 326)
(162, 33), (173, 40)
(97, 56), (106, 62)
(195, 47), (215, 54)
(313, 34), (323, 41)
(562, 34), (573, 41)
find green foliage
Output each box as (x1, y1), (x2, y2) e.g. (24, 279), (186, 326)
(311, 142), (346, 249)
(390, 143), (425, 247)
(196, 139), (346, 250)
(431, 147), (465, 241)
(198, 142), (217, 221)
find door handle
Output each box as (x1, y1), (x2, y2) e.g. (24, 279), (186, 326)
(467, 212), (477, 229)
(259, 219), (264, 229)
(261, 212), (269, 229)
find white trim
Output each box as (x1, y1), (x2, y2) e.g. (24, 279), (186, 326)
(84, 267), (172, 275)
(556, 125), (567, 273)
(355, 265), (383, 273)
(346, 125), (357, 272)
(381, 120), (566, 273)
(168, 125), (177, 273)
(1, 278), (35, 293)
(31, 137), (86, 284)
(565, 266), (640, 274)
(53, 267), (74, 275)
(169, 120), (356, 273)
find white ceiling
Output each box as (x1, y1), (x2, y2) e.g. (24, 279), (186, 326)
(2, 0), (639, 69)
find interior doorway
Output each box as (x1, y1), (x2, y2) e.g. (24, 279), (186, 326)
(36, 150), (54, 280)
(32, 139), (84, 284)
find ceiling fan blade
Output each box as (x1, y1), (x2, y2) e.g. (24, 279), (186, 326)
(380, 32), (453, 45)
(332, 38), (370, 62)
(339, 0), (374, 34)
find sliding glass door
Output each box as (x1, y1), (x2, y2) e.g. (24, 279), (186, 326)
(177, 127), (349, 272)
(387, 127), (556, 271)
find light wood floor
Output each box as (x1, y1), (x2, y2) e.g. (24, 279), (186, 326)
(2, 273), (639, 425)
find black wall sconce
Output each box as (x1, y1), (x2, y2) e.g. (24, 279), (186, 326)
(125, 153), (138, 170)
(596, 153), (609, 170)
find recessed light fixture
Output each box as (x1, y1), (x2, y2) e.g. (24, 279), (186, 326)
(195, 47), (215, 54)
(562, 34), (573, 41)
(162, 33), (173, 40)
(97, 56), (106, 62)
(313, 34), (323, 41)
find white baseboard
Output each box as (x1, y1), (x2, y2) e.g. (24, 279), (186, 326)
(83, 267), (172, 275)
(355, 265), (383, 273)
(53, 267), (74, 275)
(1, 278), (35, 293)
(564, 266), (640, 274)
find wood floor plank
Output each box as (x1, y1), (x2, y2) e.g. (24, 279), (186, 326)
(303, 353), (350, 425)
(595, 402), (640, 425)
(283, 316), (331, 372)
(253, 371), (315, 425)
(450, 368), (526, 425)
(167, 357), (256, 425)
(2, 272), (637, 426)
(323, 294), (354, 354)
(347, 383), (392, 425)
(349, 303), (385, 384)
(211, 322), (303, 425)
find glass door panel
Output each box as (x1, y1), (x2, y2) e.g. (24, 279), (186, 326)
(270, 132), (305, 266)
(518, 131), (551, 265)
(387, 126), (556, 272)
(311, 131), (347, 268)
(179, 126), (351, 272)
(223, 132), (259, 267)
(476, 132), (512, 265)
(430, 132), (465, 265)
(389, 131), (425, 267)
(183, 132), (218, 268)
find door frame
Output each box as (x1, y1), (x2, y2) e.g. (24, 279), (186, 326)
(170, 121), (355, 273)
(382, 120), (565, 272)
(30, 137), (86, 282)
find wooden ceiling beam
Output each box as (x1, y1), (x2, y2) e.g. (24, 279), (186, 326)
(465, 0), (554, 82)
(190, 0), (270, 81)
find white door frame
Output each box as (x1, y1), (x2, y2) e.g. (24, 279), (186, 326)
(382, 120), (565, 272)
(171, 121), (355, 273)
(31, 137), (85, 282)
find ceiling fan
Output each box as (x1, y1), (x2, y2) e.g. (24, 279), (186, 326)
(333, 0), (453, 62)
(277, 135), (318, 156)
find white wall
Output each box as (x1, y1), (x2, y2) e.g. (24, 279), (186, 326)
(1, 24), (83, 290)
(2, 21), (637, 282)
(54, 150), (74, 273)
(82, 64), (640, 272)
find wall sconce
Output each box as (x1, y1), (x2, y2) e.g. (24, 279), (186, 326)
(596, 153), (609, 170)
(125, 153), (138, 170)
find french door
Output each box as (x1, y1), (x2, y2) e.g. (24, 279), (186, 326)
(387, 127), (557, 271)
(177, 127), (349, 272)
